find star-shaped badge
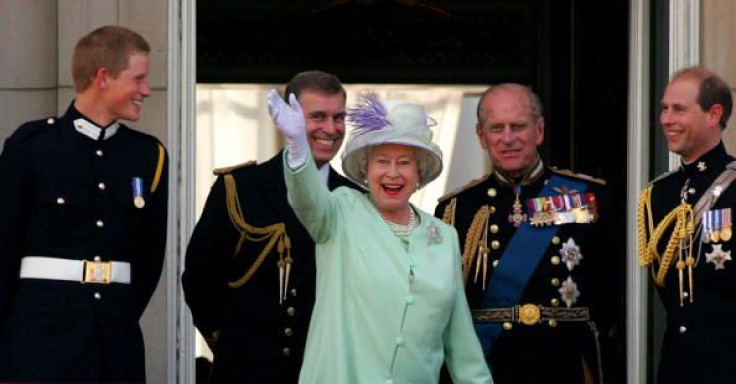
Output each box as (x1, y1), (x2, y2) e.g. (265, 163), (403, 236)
(559, 238), (583, 271)
(558, 277), (580, 308)
(705, 244), (732, 270)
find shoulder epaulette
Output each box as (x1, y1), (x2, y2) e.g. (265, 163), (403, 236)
(213, 160), (257, 176)
(550, 167), (606, 185)
(648, 168), (679, 186)
(437, 173), (491, 203)
(11, 116), (57, 142)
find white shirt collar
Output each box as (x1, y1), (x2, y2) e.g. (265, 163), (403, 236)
(73, 118), (120, 141)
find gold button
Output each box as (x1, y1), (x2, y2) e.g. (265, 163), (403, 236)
(94, 292), (102, 300)
(550, 298), (560, 307)
(552, 236), (560, 245)
(489, 206), (496, 214)
(492, 259), (499, 268)
(502, 322), (513, 331)
(96, 220), (104, 228)
(290, 289), (297, 297)
(284, 328), (293, 337)
(283, 347), (291, 356)
(548, 319), (558, 327)
(96, 149), (104, 157)
(98, 182), (106, 191)
(551, 277), (560, 287)
(491, 240), (500, 250)
(490, 224), (499, 234)
(56, 197), (66, 205)
(487, 188), (497, 197)
(551, 256), (561, 265)
(287, 307), (296, 316)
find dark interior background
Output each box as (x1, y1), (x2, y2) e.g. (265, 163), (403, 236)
(197, 1), (629, 382)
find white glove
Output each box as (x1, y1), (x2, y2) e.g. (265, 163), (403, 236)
(267, 89), (309, 168)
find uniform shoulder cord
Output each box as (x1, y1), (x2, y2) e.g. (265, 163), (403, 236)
(223, 174), (293, 303)
(637, 186), (695, 287)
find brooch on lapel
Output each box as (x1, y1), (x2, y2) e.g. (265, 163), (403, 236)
(428, 221), (443, 245)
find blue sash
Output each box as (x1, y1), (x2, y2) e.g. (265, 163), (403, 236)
(475, 175), (588, 356)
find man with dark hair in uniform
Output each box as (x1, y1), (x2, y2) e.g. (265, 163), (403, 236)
(0, 25), (168, 383)
(435, 83), (614, 383)
(182, 70), (358, 383)
(638, 67), (736, 383)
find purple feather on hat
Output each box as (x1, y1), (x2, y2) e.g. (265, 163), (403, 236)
(347, 92), (391, 136)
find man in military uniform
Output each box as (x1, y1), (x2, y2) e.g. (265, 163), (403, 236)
(435, 83), (613, 383)
(0, 26), (168, 382)
(638, 67), (736, 383)
(182, 71), (358, 383)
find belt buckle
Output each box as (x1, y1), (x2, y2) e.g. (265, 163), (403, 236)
(518, 304), (541, 325)
(83, 260), (111, 284)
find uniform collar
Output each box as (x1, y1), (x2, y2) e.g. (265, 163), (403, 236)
(67, 103), (120, 141)
(680, 141), (729, 177)
(493, 156), (545, 186)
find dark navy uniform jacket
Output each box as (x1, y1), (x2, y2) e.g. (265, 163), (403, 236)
(182, 152), (357, 383)
(644, 142), (736, 384)
(0, 104), (168, 383)
(435, 164), (614, 384)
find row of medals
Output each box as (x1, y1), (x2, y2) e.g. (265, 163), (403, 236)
(702, 207), (732, 243)
(522, 193), (597, 227)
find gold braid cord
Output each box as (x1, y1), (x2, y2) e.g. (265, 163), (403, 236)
(461, 205), (489, 282)
(441, 198), (457, 226)
(223, 174), (291, 289)
(637, 186), (695, 286)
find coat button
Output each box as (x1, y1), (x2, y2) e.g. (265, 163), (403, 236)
(405, 295), (415, 305)
(94, 292), (102, 300)
(94, 255), (101, 261)
(46, 118), (55, 124)
(551, 277), (560, 287)
(56, 197), (66, 205)
(492, 260), (499, 268)
(98, 182), (106, 191)
(290, 288), (297, 297)
(679, 326), (687, 334)
(287, 307), (296, 316)
(487, 188), (497, 197)
(503, 322), (513, 331)
(548, 319), (558, 327)
(550, 298), (560, 307)
(552, 236), (561, 245)
(282, 347), (291, 356)
(490, 224), (499, 234)
(96, 149), (104, 157)
(284, 328), (293, 337)
(491, 240), (500, 250)
(551, 256), (561, 265)
(395, 336), (405, 346)
(489, 206), (496, 214)
(96, 220), (104, 228)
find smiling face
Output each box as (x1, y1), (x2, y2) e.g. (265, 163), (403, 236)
(476, 87), (544, 178)
(366, 144), (420, 220)
(660, 76), (722, 162)
(103, 53), (151, 123)
(298, 90), (347, 168)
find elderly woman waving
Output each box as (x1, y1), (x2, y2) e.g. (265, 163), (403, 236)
(267, 90), (492, 384)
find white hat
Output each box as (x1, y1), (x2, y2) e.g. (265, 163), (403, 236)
(342, 93), (443, 189)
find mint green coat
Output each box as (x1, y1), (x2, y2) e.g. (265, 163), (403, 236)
(285, 156), (492, 384)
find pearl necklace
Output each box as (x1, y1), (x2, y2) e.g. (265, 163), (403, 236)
(380, 207), (419, 236)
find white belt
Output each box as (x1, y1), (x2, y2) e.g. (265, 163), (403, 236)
(19, 256), (131, 284)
